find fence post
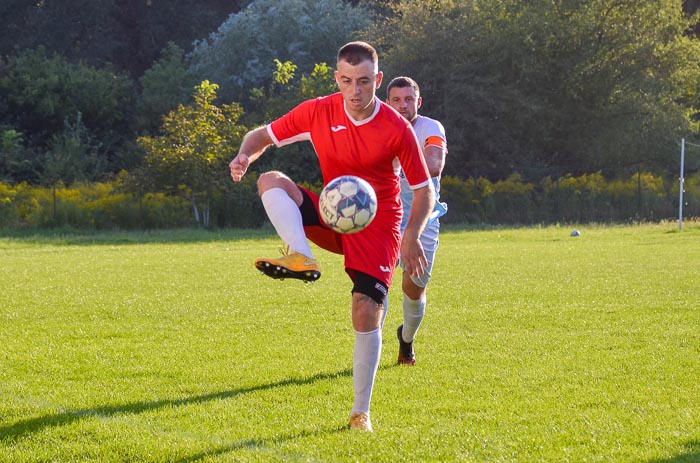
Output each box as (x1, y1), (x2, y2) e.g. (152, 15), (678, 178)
(679, 139), (685, 231)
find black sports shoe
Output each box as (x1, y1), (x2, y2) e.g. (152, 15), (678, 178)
(397, 325), (416, 365)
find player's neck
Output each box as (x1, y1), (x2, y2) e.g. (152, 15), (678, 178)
(346, 97), (377, 122)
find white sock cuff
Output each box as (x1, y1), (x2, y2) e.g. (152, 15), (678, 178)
(403, 295), (426, 313)
(404, 293), (427, 303)
(261, 187), (289, 205)
(354, 327), (381, 336)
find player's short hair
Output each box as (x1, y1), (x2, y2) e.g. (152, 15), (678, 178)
(387, 76), (420, 97)
(337, 41), (378, 67)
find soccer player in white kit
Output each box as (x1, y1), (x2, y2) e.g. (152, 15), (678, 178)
(386, 76), (448, 365)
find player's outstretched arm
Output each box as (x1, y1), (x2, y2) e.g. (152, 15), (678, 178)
(400, 183), (435, 277)
(230, 126), (274, 182)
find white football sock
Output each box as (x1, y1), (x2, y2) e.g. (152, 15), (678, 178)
(351, 327), (382, 416)
(401, 294), (426, 343)
(261, 188), (313, 258)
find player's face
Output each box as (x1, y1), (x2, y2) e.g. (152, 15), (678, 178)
(387, 86), (421, 124)
(335, 59), (383, 120)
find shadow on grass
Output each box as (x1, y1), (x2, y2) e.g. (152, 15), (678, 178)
(0, 368), (352, 442)
(172, 426), (348, 463)
(646, 441), (700, 463)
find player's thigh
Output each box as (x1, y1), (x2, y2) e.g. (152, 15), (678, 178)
(343, 209), (401, 293)
(298, 185), (343, 254)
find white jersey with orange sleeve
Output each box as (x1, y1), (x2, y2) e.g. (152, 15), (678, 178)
(399, 114), (448, 231)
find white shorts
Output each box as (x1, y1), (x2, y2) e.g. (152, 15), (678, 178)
(399, 220), (440, 288)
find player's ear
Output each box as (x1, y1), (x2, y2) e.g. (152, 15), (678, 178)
(375, 71), (383, 89)
(334, 70), (340, 88)
(417, 96), (423, 109)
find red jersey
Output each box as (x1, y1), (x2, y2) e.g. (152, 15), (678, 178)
(268, 93), (430, 215)
(267, 93), (430, 287)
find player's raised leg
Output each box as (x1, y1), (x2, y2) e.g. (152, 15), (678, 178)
(254, 171), (320, 282)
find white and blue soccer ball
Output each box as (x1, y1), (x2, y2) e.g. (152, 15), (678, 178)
(319, 175), (377, 234)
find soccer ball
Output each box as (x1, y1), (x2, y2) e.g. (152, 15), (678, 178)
(318, 175), (377, 234)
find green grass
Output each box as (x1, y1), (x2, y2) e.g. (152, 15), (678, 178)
(1, 223), (699, 462)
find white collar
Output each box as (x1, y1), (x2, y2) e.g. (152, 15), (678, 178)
(344, 96), (381, 126)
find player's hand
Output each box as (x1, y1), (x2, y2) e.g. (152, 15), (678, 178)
(400, 235), (427, 278)
(229, 154), (249, 182)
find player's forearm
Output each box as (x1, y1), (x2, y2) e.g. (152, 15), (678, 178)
(403, 183), (435, 241)
(238, 126), (273, 163)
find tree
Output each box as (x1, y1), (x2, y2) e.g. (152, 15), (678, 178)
(0, 47), (135, 178)
(135, 42), (198, 134)
(43, 113), (99, 223)
(137, 81), (247, 227)
(563, 0), (700, 173)
(243, 59), (338, 184)
(372, 0), (700, 180)
(0, 0), (252, 79)
(0, 129), (36, 183)
(188, 0), (371, 106)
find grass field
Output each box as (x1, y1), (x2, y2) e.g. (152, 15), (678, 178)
(1, 223), (698, 462)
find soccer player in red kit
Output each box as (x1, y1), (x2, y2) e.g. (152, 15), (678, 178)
(229, 41), (434, 432)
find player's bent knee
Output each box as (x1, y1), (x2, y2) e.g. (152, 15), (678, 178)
(403, 282), (426, 301)
(409, 272), (430, 289)
(257, 171), (302, 203)
(402, 270), (429, 297)
(257, 171), (286, 194)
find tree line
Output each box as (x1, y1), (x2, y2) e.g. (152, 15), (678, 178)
(1, 0), (700, 228)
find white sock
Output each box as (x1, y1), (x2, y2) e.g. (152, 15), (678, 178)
(261, 188), (313, 258)
(401, 294), (426, 343)
(352, 327), (382, 416)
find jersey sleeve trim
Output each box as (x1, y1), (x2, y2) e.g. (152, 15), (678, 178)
(409, 179), (430, 190)
(266, 124), (280, 146)
(267, 123), (311, 148)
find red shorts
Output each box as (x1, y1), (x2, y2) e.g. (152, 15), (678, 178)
(298, 186), (401, 292)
